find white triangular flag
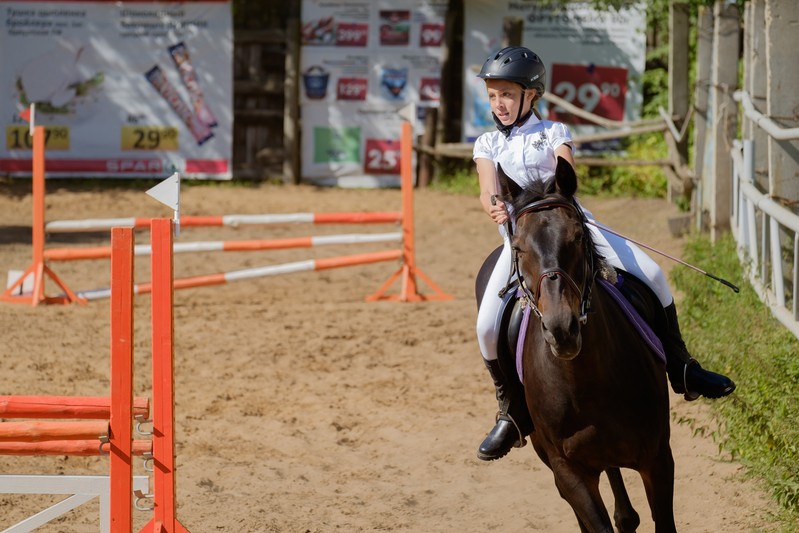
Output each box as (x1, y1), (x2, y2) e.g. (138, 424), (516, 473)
(146, 172), (180, 209)
(146, 172), (181, 235)
(397, 102), (416, 123)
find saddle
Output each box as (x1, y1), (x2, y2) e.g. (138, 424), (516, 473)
(496, 268), (668, 383)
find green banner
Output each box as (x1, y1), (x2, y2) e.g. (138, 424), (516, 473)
(313, 127), (362, 164)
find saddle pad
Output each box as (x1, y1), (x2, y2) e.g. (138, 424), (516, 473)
(515, 279), (666, 383)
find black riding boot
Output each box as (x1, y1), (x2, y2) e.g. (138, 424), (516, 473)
(477, 358), (533, 461)
(662, 303), (736, 401)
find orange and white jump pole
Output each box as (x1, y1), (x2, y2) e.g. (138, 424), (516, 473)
(140, 218), (190, 533)
(0, 396), (149, 420)
(0, 420), (110, 442)
(109, 226), (135, 531)
(0, 440), (152, 457)
(44, 232), (402, 262)
(45, 211), (403, 233)
(367, 120), (452, 302)
(75, 249), (403, 301)
(0, 124), (83, 305)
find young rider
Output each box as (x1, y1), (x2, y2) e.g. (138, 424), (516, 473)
(473, 46), (736, 461)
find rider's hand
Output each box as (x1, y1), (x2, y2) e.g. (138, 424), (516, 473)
(488, 195), (508, 225)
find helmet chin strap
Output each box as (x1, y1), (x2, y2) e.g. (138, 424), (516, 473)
(493, 88), (532, 138)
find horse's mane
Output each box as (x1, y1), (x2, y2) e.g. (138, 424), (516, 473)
(508, 181), (615, 282)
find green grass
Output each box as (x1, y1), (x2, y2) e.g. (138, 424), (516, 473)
(673, 233), (799, 530)
(428, 162), (480, 196)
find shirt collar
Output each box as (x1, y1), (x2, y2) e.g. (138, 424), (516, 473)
(504, 112), (541, 139)
(514, 113), (541, 134)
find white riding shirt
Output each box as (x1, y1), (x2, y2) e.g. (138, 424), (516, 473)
(473, 116), (573, 189)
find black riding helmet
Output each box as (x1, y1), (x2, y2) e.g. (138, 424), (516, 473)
(477, 46), (546, 94)
(477, 46), (547, 136)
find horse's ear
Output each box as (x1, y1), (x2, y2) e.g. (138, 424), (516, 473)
(497, 163), (522, 200)
(555, 156), (577, 198)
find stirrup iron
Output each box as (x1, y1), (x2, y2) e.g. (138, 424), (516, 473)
(496, 410), (527, 449)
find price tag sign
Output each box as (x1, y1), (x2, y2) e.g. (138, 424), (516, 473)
(364, 139), (400, 175)
(548, 64), (628, 124)
(419, 22), (443, 47)
(337, 78), (368, 101)
(336, 22), (368, 47)
(121, 126), (179, 151)
(5, 125), (70, 150)
(419, 78), (440, 102)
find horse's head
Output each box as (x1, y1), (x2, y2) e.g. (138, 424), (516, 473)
(498, 157), (596, 360)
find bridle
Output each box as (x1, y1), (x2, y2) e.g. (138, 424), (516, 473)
(512, 198), (596, 324)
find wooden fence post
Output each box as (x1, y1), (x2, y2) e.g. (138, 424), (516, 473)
(702, 0), (739, 241)
(417, 108), (438, 187)
(693, 6), (713, 231)
(502, 17), (523, 47)
(743, 0), (769, 191)
(283, 2), (301, 184)
(667, 2), (690, 201)
(765, 0), (799, 203)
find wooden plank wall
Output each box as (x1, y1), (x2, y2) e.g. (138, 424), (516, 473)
(232, 0), (300, 182)
(233, 29), (287, 180)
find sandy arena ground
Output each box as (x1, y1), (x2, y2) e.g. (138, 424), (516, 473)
(0, 179), (779, 531)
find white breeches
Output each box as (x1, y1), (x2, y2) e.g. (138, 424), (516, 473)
(476, 213), (673, 362)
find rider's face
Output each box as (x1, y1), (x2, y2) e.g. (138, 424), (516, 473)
(485, 79), (534, 125)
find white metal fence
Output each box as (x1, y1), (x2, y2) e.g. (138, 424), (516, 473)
(730, 90), (799, 339)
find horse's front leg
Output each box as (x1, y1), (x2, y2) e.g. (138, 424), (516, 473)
(549, 457), (614, 533)
(639, 441), (676, 533)
(606, 467), (640, 532)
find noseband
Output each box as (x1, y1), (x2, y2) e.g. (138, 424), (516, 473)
(513, 198), (595, 324)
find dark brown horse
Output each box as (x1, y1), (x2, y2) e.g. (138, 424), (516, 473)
(478, 158), (676, 532)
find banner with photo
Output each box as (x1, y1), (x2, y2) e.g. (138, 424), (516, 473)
(0, 0), (232, 179)
(300, 0), (446, 187)
(463, 1), (646, 143)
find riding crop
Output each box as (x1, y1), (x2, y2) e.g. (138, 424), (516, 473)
(586, 221), (740, 293)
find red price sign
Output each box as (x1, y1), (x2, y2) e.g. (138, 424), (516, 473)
(419, 78), (440, 102)
(337, 78), (367, 101)
(336, 22), (368, 47)
(364, 139), (400, 175)
(548, 64), (628, 124)
(420, 22), (443, 47)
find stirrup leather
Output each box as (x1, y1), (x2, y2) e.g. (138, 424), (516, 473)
(682, 363), (700, 401)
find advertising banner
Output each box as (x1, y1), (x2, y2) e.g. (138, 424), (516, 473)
(463, 1), (646, 143)
(300, 0), (446, 187)
(0, 0), (232, 179)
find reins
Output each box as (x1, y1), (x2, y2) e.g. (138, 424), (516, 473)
(512, 198), (596, 324)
